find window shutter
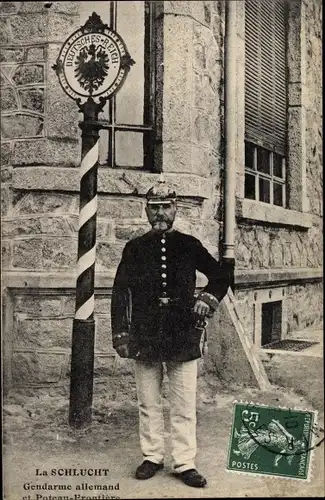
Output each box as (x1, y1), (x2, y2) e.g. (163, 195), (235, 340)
(245, 0), (287, 155)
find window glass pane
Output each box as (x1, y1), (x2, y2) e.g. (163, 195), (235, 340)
(116, 131), (143, 167)
(245, 142), (255, 169)
(78, 1), (154, 169)
(257, 147), (271, 174)
(115, 1), (145, 124)
(273, 182), (284, 207)
(259, 178), (270, 203)
(245, 173), (256, 200)
(98, 129), (109, 165)
(79, 1), (111, 25)
(273, 152), (284, 178)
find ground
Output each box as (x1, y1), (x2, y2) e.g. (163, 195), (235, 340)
(3, 375), (325, 499)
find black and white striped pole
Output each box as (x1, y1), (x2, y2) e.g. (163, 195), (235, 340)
(69, 103), (101, 427)
(53, 12), (134, 427)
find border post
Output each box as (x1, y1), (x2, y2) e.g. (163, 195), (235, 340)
(69, 99), (101, 428)
(53, 12), (134, 428)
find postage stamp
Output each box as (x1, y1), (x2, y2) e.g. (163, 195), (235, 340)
(227, 402), (323, 480)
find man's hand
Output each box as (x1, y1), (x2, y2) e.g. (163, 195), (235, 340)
(113, 332), (130, 358)
(115, 343), (129, 358)
(193, 299), (210, 318)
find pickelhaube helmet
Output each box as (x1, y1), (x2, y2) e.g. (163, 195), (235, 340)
(146, 174), (177, 204)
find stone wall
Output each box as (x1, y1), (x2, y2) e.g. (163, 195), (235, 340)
(10, 292), (114, 391)
(162, 0), (224, 229)
(286, 282), (323, 333)
(233, 0), (323, 341)
(304, 0), (322, 217)
(2, 189), (217, 274)
(1, 1), (80, 230)
(235, 222), (323, 270)
(234, 281), (323, 347)
(234, 0), (323, 275)
(1, 1), (323, 392)
(1, 1), (225, 391)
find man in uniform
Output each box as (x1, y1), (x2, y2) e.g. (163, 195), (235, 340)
(111, 177), (229, 488)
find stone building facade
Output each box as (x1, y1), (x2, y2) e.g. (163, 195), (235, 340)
(1, 1), (322, 395)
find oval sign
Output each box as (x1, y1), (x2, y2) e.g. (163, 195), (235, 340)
(54, 17), (134, 104)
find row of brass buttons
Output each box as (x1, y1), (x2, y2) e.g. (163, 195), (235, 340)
(161, 237), (167, 296)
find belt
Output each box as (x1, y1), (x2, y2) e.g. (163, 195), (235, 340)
(158, 296), (193, 308)
(159, 296), (172, 306)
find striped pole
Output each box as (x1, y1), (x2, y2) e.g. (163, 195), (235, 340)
(69, 110), (100, 428)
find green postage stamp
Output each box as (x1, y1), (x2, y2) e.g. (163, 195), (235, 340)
(227, 402), (321, 480)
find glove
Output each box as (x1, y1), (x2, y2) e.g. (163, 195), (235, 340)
(113, 332), (129, 358)
(115, 343), (129, 358)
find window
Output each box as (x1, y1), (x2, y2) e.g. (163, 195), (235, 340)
(80, 1), (156, 169)
(244, 0), (287, 207)
(261, 300), (282, 346)
(244, 141), (286, 206)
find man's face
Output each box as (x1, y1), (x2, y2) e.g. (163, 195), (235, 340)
(145, 201), (177, 233)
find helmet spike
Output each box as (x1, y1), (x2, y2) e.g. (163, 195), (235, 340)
(158, 172), (165, 184)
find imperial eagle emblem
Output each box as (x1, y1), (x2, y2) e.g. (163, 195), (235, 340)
(233, 418), (307, 467)
(74, 43), (110, 94)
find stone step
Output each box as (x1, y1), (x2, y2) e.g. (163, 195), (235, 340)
(287, 326), (323, 344)
(260, 331), (324, 410)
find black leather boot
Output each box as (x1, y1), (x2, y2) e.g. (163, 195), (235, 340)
(178, 469), (207, 488)
(135, 460), (164, 480)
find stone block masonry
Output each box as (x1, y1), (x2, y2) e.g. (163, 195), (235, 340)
(0, 1), (81, 165)
(2, 188), (215, 271)
(8, 288), (136, 391)
(1, 1), (323, 393)
(233, 281), (323, 349)
(1, 53), (45, 140)
(0, 6), (48, 141)
(304, 0), (322, 217)
(2, 181), (213, 389)
(10, 292), (114, 388)
(235, 223), (323, 270)
(286, 282), (323, 333)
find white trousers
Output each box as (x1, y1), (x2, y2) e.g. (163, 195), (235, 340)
(133, 359), (198, 473)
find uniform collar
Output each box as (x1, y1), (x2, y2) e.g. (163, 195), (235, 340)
(148, 228), (176, 238)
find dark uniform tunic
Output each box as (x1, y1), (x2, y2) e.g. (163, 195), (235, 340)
(111, 229), (229, 362)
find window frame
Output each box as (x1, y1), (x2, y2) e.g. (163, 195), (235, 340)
(81, 1), (158, 170)
(235, 1), (312, 227)
(244, 0), (289, 208)
(244, 141), (286, 208)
